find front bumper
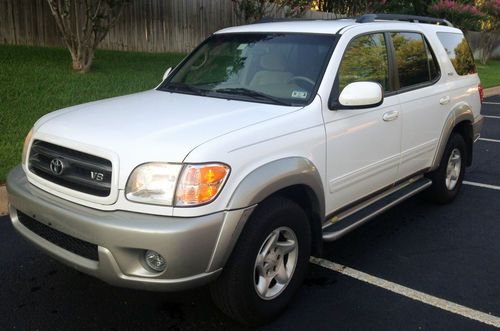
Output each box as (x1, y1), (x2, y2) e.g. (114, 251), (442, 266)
(7, 166), (251, 291)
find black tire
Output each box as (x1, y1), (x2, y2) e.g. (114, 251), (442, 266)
(210, 196), (311, 326)
(425, 132), (466, 204)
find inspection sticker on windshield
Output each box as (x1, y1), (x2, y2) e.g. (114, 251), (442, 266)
(291, 90), (308, 99)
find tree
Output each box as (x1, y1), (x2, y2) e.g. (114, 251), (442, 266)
(46, 0), (128, 73)
(317, 0), (374, 16)
(371, 0), (430, 15)
(477, 0), (500, 64)
(428, 0), (484, 32)
(232, 0), (311, 23)
(316, 0), (430, 16)
(428, 0), (499, 64)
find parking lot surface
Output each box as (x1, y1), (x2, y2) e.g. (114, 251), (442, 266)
(1, 97), (499, 330)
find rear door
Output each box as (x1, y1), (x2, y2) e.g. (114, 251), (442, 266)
(389, 31), (446, 180)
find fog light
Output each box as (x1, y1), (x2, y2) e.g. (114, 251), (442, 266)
(144, 250), (166, 272)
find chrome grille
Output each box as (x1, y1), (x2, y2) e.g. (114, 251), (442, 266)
(28, 140), (112, 197)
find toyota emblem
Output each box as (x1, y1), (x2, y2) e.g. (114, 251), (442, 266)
(49, 159), (64, 175)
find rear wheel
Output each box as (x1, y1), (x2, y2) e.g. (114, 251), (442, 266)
(210, 196), (311, 326)
(425, 133), (466, 204)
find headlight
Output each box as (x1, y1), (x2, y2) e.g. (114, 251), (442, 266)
(125, 162), (230, 206)
(125, 163), (183, 205)
(22, 129), (33, 165)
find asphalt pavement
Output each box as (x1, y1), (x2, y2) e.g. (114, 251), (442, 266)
(1, 97), (499, 330)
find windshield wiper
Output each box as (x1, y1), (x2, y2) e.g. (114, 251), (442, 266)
(214, 88), (291, 106)
(162, 82), (209, 95)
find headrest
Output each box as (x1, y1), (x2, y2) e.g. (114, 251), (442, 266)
(260, 53), (286, 71)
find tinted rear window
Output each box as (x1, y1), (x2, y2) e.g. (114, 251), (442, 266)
(437, 32), (476, 76)
(391, 32), (440, 89)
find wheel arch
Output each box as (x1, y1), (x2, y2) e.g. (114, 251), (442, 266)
(431, 103), (474, 170)
(224, 157), (325, 259)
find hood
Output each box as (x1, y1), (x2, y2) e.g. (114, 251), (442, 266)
(34, 90), (300, 187)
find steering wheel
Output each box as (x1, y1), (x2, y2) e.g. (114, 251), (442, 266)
(191, 50), (208, 70)
(288, 76), (315, 88)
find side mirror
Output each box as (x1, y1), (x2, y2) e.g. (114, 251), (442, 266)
(162, 67), (172, 81)
(338, 82), (383, 109)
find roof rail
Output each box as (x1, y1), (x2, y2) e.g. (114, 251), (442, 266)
(356, 13), (454, 27)
(253, 17), (317, 24)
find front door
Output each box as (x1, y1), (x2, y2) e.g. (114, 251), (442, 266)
(322, 32), (402, 214)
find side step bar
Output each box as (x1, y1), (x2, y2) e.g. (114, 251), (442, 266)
(322, 176), (432, 241)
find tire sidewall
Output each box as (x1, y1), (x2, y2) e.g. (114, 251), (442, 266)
(435, 133), (467, 200)
(219, 197), (311, 324)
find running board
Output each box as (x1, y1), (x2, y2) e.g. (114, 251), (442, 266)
(322, 177), (432, 241)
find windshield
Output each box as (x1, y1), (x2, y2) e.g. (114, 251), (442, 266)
(159, 33), (336, 106)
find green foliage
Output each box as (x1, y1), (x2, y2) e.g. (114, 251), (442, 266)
(317, 0), (374, 16)
(428, 0), (484, 31)
(476, 0), (500, 64)
(232, 0), (311, 22)
(372, 0), (430, 15)
(317, 0), (430, 16)
(0, 44), (185, 183)
(428, 0), (499, 63)
(338, 33), (389, 91)
(453, 38), (477, 74)
(479, 0), (500, 32)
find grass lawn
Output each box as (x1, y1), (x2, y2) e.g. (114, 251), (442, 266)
(0, 44), (499, 183)
(476, 59), (500, 88)
(0, 44), (185, 183)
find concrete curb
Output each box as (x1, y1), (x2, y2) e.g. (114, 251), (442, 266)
(484, 86), (500, 98)
(0, 185), (7, 216)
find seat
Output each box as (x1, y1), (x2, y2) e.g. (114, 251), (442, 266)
(249, 53), (292, 87)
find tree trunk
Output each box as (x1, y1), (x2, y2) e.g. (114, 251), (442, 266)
(479, 31), (499, 65)
(69, 47), (94, 73)
(46, 0), (127, 73)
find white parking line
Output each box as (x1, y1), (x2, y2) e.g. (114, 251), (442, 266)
(463, 181), (500, 191)
(483, 102), (500, 105)
(483, 115), (500, 119)
(479, 138), (500, 143)
(310, 257), (500, 328)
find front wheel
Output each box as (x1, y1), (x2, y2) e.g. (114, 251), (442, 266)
(210, 196), (311, 326)
(425, 133), (466, 204)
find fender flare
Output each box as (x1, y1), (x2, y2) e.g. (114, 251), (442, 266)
(207, 157), (325, 271)
(226, 157), (325, 215)
(431, 103), (474, 171)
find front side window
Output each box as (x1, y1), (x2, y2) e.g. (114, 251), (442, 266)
(437, 32), (476, 76)
(338, 33), (390, 92)
(392, 32), (439, 89)
(160, 33), (336, 106)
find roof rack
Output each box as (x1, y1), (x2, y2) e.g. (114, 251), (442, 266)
(356, 13), (454, 27)
(254, 17), (316, 24)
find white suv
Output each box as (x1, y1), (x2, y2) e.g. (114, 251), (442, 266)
(7, 14), (483, 325)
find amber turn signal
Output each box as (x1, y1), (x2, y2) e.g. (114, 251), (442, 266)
(175, 164), (230, 206)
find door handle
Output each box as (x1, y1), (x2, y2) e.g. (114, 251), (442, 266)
(382, 110), (399, 122)
(440, 96), (450, 105)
